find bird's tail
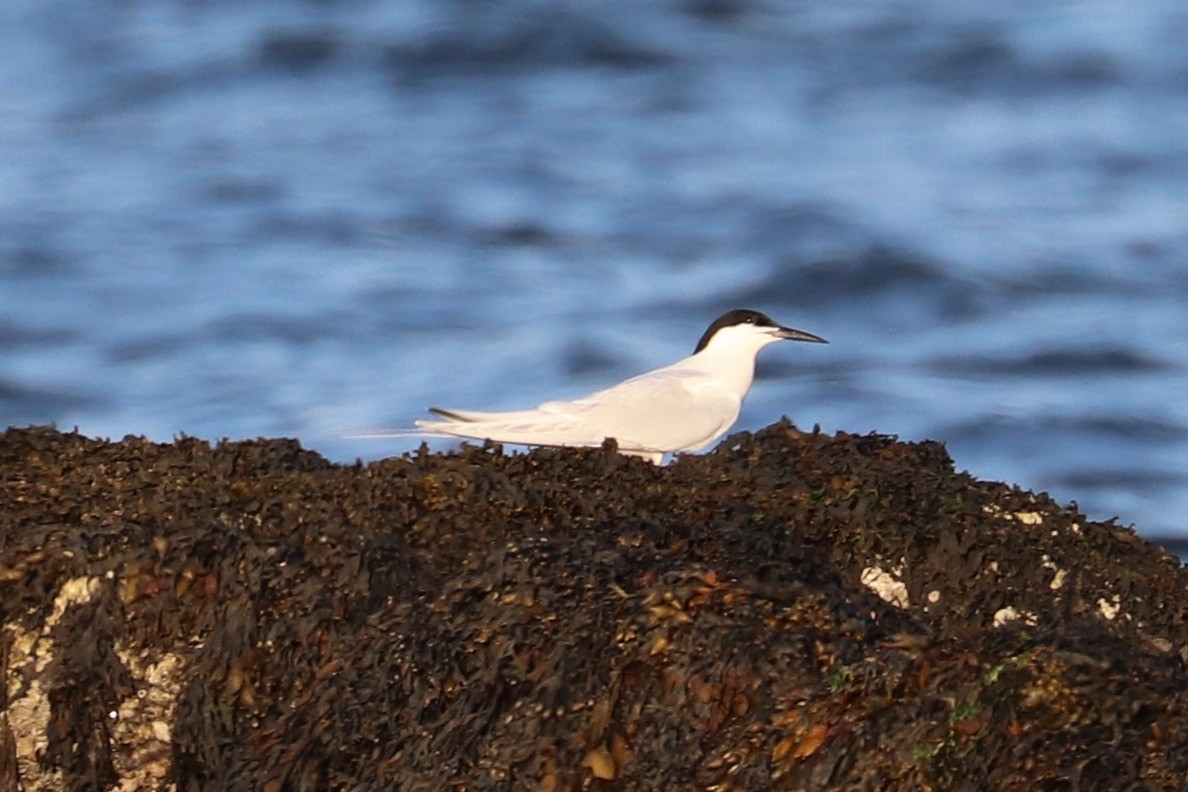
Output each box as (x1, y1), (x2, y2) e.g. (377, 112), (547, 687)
(422, 406), (560, 424)
(342, 427), (455, 440)
(342, 406), (547, 441)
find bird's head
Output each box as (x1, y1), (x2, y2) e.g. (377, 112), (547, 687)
(693, 309), (827, 356)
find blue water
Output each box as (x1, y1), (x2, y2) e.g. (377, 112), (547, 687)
(1, 0), (1185, 539)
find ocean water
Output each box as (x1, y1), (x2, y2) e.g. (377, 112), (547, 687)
(1, 0), (1185, 541)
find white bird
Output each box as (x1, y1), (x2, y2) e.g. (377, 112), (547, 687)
(412, 309), (826, 464)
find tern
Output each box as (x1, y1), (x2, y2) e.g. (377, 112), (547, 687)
(413, 309), (826, 464)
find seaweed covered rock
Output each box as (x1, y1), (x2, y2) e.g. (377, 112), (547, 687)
(1, 422), (1186, 790)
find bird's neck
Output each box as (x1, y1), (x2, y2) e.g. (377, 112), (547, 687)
(690, 346), (759, 397)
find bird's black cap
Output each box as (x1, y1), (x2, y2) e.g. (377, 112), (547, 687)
(694, 309), (778, 352)
(693, 309), (826, 353)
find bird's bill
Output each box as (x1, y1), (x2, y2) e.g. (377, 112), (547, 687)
(775, 326), (828, 343)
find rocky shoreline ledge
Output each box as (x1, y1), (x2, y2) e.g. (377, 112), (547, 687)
(2, 423), (1186, 790)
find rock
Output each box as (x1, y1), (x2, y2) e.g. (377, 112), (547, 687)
(1, 423), (1186, 790)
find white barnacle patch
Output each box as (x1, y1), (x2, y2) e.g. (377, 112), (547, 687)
(992, 606), (1037, 628)
(1040, 555), (1066, 590)
(860, 566), (909, 609)
(6, 576), (102, 790)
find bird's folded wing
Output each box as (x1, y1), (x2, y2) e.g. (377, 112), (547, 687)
(416, 368), (739, 454)
(575, 368), (741, 453)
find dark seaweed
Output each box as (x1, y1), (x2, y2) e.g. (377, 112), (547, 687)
(1, 423), (1185, 790)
